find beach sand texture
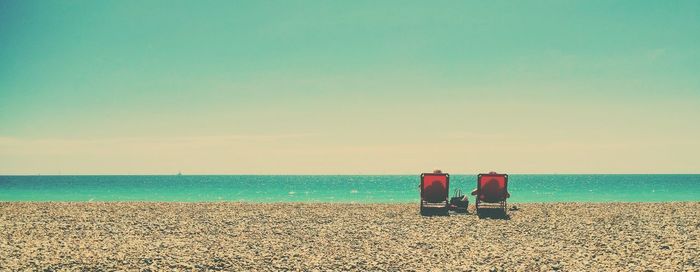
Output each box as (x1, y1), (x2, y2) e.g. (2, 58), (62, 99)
(1, 202), (698, 271)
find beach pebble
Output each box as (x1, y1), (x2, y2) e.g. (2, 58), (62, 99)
(0, 202), (698, 271)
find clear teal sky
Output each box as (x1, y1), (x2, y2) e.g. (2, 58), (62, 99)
(1, 1), (699, 174)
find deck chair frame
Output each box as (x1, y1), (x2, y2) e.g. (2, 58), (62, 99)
(420, 173), (449, 215)
(475, 173), (509, 213)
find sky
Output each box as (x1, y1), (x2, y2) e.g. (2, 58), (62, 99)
(1, 0), (699, 174)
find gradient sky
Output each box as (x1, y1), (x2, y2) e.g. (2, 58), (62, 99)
(1, 1), (699, 174)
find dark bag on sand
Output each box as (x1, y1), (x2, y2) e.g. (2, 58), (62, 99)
(449, 189), (469, 212)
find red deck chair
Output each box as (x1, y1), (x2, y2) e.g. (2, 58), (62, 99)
(420, 172), (449, 215)
(475, 173), (509, 213)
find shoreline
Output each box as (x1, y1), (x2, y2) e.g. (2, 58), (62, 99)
(1, 200), (699, 204)
(1, 202), (698, 270)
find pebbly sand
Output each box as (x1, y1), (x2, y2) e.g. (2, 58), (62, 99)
(1, 202), (698, 271)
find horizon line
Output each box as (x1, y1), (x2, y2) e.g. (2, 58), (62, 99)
(2, 173), (699, 176)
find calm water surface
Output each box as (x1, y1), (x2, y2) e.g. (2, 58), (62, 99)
(1, 175), (699, 203)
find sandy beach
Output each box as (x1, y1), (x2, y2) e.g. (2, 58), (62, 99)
(1, 202), (698, 271)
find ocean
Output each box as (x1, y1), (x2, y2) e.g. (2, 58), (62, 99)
(0, 175), (698, 203)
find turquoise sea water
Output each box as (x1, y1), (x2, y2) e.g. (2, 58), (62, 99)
(0, 175), (699, 203)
